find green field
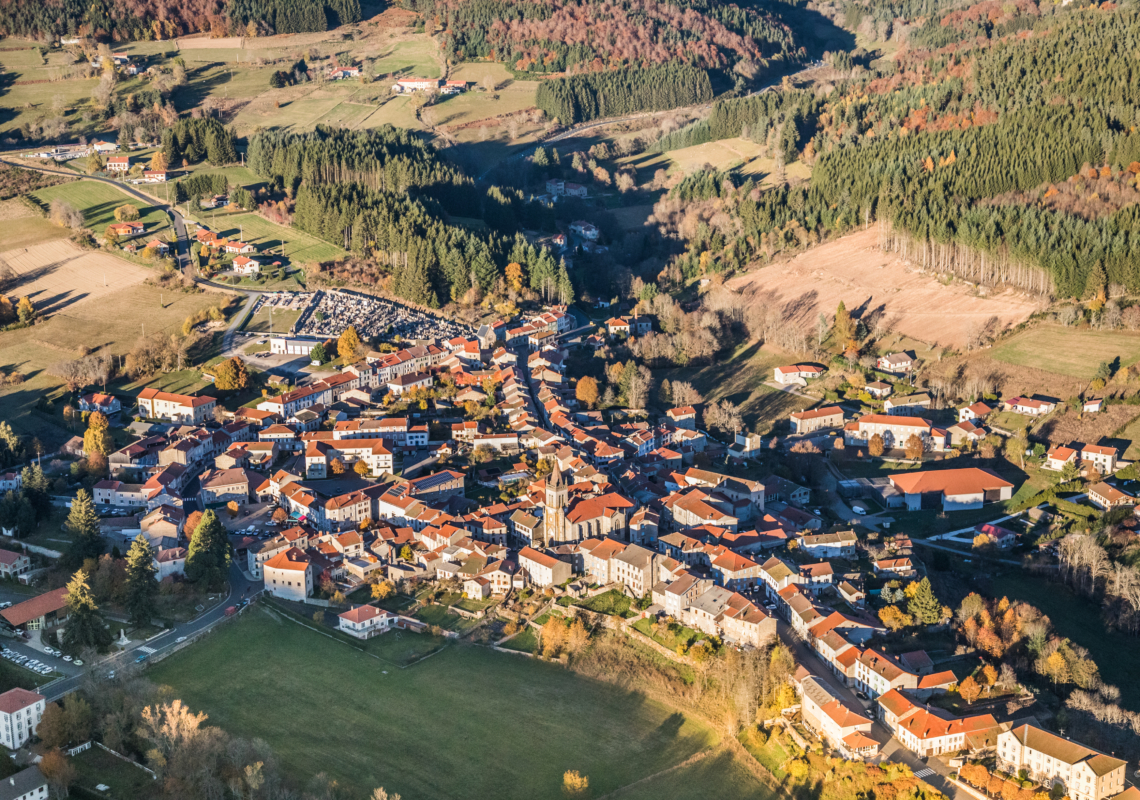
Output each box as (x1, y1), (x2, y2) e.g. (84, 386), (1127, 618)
(200, 213), (346, 265)
(619, 137), (813, 188)
(32, 180), (171, 237)
(0, 204), (67, 250)
(656, 342), (814, 432)
(990, 326), (1140, 380)
(146, 608), (770, 800)
(372, 39), (442, 79)
(242, 307), (301, 335)
(71, 743), (158, 797)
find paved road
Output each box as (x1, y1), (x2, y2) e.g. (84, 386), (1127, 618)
(43, 562), (261, 700)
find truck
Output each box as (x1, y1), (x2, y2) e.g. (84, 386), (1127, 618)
(225, 606), (237, 617)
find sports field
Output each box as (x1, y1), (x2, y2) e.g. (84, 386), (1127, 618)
(148, 608), (773, 800)
(32, 180), (171, 237)
(990, 326), (1140, 380)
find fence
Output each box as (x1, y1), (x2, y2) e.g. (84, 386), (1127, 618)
(95, 742), (157, 779)
(67, 741), (91, 756)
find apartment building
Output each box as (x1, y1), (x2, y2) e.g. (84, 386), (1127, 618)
(997, 724), (1126, 800)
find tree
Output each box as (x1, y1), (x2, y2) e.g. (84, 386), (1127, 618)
(330, 458), (346, 475)
(62, 569), (112, 654)
(354, 460), (370, 476)
(878, 605), (912, 631)
(149, 150), (169, 173)
(868, 433), (884, 457)
(271, 508), (288, 524)
(16, 296), (35, 324)
(399, 545), (414, 561)
(372, 790), (402, 800)
(562, 770), (589, 798)
(576, 376), (599, 409)
(505, 262), (524, 293)
(904, 434), (924, 460)
(834, 300), (854, 345)
(123, 534), (158, 626)
(226, 500), (240, 518)
(184, 510), (230, 588)
(372, 580), (396, 601)
(310, 342), (328, 363)
(214, 357), (249, 392)
(65, 489), (102, 565)
(907, 578), (944, 625)
(338, 325), (362, 361)
(113, 204), (140, 222)
(958, 674), (981, 705)
(37, 702), (69, 749)
(39, 749), (75, 799)
(1005, 434), (1028, 469)
(82, 411), (114, 456)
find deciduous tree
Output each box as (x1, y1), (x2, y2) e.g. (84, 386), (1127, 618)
(868, 433), (884, 457)
(959, 675), (981, 705)
(576, 376), (599, 409)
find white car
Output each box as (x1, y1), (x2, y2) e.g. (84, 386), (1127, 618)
(62, 655), (72, 662)
(176, 637), (187, 643)
(851, 505), (866, 515)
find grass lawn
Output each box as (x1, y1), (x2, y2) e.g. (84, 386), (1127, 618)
(990, 326), (1140, 380)
(990, 410), (1031, 432)
(992, 571), (1140, 710)
(32, 180), (170, 237)
(618, 137), (812, 187)
(632, 618), (705, 651)
(70, 745), (157, 798)
(656, 341), (814, 432)
(0, 201), (68, 250)
(571, 589), (637, 618)
(500, 626), (538, 653)
(202, 213), (345, 264)
(0, 655), (57, 693)
(148, 608), (727, 800)
(414, 603), (470, 632)
(372, 39), (442, 79)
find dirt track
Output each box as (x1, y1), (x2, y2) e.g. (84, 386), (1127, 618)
(727, 228), (1047, 350)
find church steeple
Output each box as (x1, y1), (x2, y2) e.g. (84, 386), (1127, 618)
(544, 464), (568, 546)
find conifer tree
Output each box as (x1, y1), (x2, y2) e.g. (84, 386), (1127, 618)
(64, 489), (102, 566)
(907, 577), (944, 626)
(124, 534), (158, 626)
(184, 510), (231, 588)
(61, 570), (112, 655)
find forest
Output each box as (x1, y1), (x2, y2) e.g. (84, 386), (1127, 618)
(646, 3), (1140, 299)
(536, 64), (714, 124)
(0, 0), (359, 40)
(402, 0), (800, 81)
(247, 126), (565, 308)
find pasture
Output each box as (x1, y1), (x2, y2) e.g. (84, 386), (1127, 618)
(32, 180), (171, 237)
(619, 137), (813, 187)
(146, 608), (772, 800)
(205, 213), (346, 264)
(371, 38), (442, 79)
(989, 326), (1140, 381)
(0, 200), (67, 250)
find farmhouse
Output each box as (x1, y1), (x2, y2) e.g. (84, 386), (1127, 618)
(106, 221), (143, 238)
(888, 468), (1013, 511)
(774, 364), (825, 385)
(790, 406), (844, 434)
(232, 255), (261, 275)
(394, 77), (440, 92)
(106, 155), (130, 172)
(328, 66), (362, 79)
(959, 401), (994, 422)
(1007, 396), (1057, 415)
(876, 352), (915, 372)
(1088, 481), (1134, 510)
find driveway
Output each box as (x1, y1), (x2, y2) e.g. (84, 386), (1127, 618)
(43, 562), (262, 701)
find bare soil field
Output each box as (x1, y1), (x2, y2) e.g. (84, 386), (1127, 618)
(0, 240), (150, 316)
(727, 228), (1047, 350)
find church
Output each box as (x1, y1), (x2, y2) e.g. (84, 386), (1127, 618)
(536, 464), (639, 547)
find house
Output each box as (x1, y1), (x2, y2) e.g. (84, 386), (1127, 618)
(394, 77), (440, 92)
(800, 530), (857, 559)
(519, 546), (571, 587)
(153, 547), (187, 581)
(106, 221), (143, 238)
(263, 547), (313, 600)
(0, 549), (31, 581)
(1088, 481), (1134, 510)
(1083, 398), (1104, 413)
(441, 80), (466, 94)
(564, 182), (588, 198)
(142, 170), (168, 182)
(144, 239), (169, 254)
(889, 468), (1014, 510)
(198, 468), (254, 507)
(1046, 446), (1078, 471)
(877, 352), (915, 372)
(947, 420), (987, 446)
(328, 66), (362, 79)
(137, 388), (216, 423)
(232, 255), (261, 275)
(570, 220), (599, 240)
(1081, 444), (1118, 475)
(773, 364), (825, 385)
(790, 406), (844, 434)
(879, 690), (998, 758)
(0, 765), (48, 800)
(666, 407), (698, 429)
(580, 537), (627, 584)
(865, 381), (893, 399)
(844, 414), (943, 452)
(1007, 396), (1057, 415)
(79, 392), (121, 415)
(338, 605), (395, 639)
(872, 557), (916, 578)
(959, 401), (994, 422)
(800, 677), (878, 760)
(884, 393), (932, 416)
(997, 723), (1126, 800)
(973, 522), (1018, 548)
(106, 155), (130, 172)
(387, 371), (432, 396)
(0, 689), (45, 750)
